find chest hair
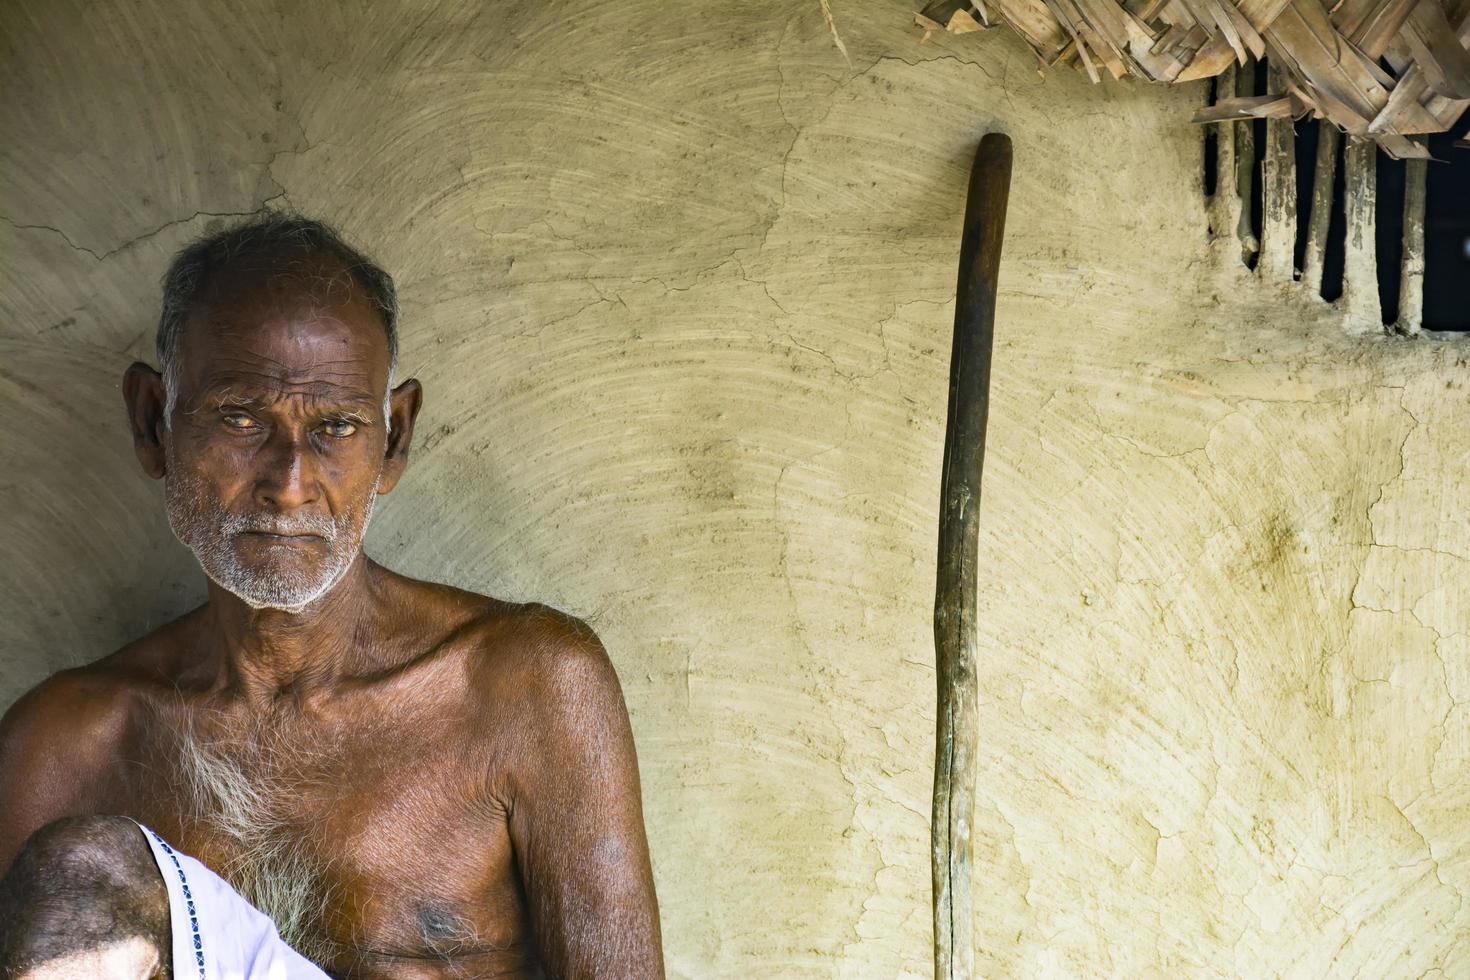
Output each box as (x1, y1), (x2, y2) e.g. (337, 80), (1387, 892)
(165, 711), (353, 966)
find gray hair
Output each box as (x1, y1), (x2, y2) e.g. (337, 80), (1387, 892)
(156, 211), (398, 423)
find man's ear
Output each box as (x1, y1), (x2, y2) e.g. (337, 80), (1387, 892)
(122, 362), (168, 480)
(377, 378), (424, 495)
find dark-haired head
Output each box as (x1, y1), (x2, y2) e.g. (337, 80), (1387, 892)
(156, 211), (398, 422)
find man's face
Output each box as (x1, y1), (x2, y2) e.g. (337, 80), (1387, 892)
(161, 255), (394, 611)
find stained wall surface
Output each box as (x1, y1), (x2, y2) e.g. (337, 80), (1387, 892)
(3, 2), (1468, 976)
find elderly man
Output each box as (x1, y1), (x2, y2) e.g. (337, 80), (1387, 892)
(0, 215), (663, 978)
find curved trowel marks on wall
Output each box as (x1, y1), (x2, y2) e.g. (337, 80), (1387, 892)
(3, 1), (1468, 975)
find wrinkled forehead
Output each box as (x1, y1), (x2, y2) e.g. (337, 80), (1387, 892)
(176, 253), (392, 403)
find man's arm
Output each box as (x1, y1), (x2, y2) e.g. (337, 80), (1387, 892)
(501, 608), (663, 979)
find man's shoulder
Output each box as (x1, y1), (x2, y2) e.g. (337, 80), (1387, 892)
(412, 589), (623, 719)
(0, 662), (149, 854)
(354, 567), (627, 731)
(0, 612), (200, 769)
(447, 598), (615, 693)
(0, 660), (146, 763)
(382, 566), (607, 671)
(453, 602), (636, 803)
(1, 607), (197, 868)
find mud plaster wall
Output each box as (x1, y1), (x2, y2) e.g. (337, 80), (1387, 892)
(3, 1), (1469, 975)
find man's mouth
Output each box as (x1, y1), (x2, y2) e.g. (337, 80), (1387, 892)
(239, 530), (325, 544)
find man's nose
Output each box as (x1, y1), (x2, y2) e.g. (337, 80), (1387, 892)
(253, 431), (322, 511)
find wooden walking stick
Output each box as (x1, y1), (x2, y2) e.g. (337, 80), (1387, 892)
(933, 132), (1012, 980)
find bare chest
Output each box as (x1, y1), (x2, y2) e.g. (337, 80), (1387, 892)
(125, 713), (533, 977)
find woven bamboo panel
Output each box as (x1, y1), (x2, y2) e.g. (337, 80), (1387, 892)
(917, 0), (1470, 155)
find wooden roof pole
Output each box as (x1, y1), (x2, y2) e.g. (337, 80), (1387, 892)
(1234, 57), (1261, 264)
(1260, 65), (1298, 281)
(1301, 124), (1341, 295)
(933, 133), (1012, 980)
(1209, 66), (1245, 244)
(1341, 136), (1381, 325)
(1395, 158), (1427, 334)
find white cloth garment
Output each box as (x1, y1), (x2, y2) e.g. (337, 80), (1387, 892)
(131, 820), (330, 980)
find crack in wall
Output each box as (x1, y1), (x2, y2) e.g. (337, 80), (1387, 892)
(1, 196), (292, 263)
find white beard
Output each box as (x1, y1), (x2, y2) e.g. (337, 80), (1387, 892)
(163, 448), (379, 612)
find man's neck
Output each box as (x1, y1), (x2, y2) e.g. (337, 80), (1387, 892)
(199, 554), (380, 709)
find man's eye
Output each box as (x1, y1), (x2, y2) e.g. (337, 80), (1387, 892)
(323, 419), (358, 438)
(222, 414), (259, 430)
